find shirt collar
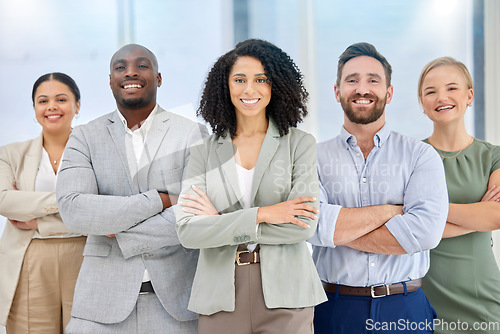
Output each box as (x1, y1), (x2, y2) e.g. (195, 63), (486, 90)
(340, 123), (391, 149)
(117, 104), (159, 135)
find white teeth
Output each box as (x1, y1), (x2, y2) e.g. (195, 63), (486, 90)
(242, 98), (259, 104)
(354, 99), (371, 104)
(123, 84), (142, 89)
(46, 115), (62, 119)
(436, 105), (453, 111)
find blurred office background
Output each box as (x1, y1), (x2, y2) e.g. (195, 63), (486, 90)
(0, 1), (499, 322)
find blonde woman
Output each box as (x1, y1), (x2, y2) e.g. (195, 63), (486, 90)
(419, 57), (500, 333)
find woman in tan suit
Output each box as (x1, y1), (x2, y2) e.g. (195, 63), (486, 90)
(0, 72), (86, 333)
(176, 39), (326, 334)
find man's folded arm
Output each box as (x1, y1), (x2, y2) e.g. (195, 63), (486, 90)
(56, 128), (164, 235)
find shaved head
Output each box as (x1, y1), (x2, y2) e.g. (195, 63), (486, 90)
(110, 44), (159, 72)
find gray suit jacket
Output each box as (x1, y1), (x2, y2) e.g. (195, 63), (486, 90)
(57, 107), (208, 324)
(175, 119), (327, 315)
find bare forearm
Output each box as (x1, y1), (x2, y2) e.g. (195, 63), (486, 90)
(334, 205), (403, 245)
(442, 222), (474, 238)
(448, 202), (500, 231)
(345, 225), (406, 255)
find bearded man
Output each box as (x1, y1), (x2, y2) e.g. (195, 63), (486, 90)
(309, 42), (448, 334)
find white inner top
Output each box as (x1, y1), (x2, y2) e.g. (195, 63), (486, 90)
(235, 163), (257, 252)
(33, 149), (81, 239)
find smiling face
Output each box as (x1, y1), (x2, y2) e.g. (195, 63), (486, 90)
(109, 44), (161, 111)
(335, 55), (393, 125)
(420, 64), (473, 125)
(228, 56), (271, 121)
(34, 80), (80, 134)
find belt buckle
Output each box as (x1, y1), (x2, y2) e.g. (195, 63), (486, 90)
(236, 250), (251, 266)
(370, 284), (390, 298)
(139, 291), (150, 295)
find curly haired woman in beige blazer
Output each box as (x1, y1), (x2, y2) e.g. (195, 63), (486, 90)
(0, 73), (86, 333)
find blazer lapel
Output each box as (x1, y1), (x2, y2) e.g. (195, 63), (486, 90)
(141, 107), (169, 166)
(250, 119), (280, 204)
(23, 134), (44, 191)
(107, 111), (137, 193)
(216, 134), (243, 208)
(137, 108), (169, 191)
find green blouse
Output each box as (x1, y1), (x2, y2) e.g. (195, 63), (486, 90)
(422, 138), (500, 334)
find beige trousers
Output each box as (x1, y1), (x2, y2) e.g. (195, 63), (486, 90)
(199, 261), (314, 334)
(6, 236), (86, 334)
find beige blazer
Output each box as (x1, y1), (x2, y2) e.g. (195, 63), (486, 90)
(0, 134), (71, 325)
(176, 119), (327, 315)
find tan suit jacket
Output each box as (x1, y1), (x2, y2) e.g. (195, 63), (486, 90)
(176, 119), (327, 315)
(0, 134), (71, 325)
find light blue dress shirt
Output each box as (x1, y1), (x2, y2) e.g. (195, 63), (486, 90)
(309, 125), (448, 287)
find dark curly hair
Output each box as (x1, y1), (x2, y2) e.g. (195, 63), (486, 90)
(198, 39), (309, 138)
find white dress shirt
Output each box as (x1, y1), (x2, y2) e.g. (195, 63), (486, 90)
(117, 104), (159, 282)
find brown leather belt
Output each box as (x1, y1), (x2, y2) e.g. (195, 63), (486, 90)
(235, 250), (260, 266)
(322, 279), (422, 298)
(139, 281), (155, 295)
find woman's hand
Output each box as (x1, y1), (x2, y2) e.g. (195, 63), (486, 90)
(180, 185), (219, 216)
(9, 218), (38, 230)
(481, 185), (500, 202)
(257, 197), (318, 229)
